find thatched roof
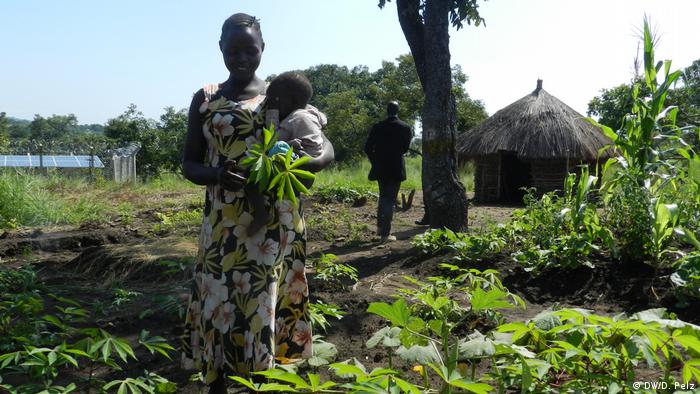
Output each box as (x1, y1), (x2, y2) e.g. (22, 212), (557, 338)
(458, 80), (612, 161)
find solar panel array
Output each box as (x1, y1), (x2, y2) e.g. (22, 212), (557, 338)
(0, 155), (105, 168)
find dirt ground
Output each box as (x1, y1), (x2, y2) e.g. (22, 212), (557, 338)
(0, 191), (695, 392)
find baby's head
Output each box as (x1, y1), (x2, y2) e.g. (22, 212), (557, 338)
(267, 71), (313, 120)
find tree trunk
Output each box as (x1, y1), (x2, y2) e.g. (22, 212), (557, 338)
(395, 0), (469, 231)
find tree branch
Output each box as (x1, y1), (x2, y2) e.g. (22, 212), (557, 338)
(395, 0), (428, 90)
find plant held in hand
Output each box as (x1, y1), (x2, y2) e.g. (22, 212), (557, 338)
(240, 125), (315, 205)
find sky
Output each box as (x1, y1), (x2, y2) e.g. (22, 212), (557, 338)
(1, 0), (699, 125)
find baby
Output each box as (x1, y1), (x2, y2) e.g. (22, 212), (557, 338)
(265, 71), (326, 158)
(246, 71), (327, 235)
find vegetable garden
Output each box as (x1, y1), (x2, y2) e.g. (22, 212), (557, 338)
(1, 20), (699, 394)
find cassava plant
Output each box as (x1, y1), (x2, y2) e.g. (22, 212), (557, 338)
(240, 125), (316, 206)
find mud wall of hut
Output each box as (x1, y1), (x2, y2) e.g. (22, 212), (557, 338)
(530, 159), (568, 196)
(474, 154), (500, 202)
(473, 156), (602, 203)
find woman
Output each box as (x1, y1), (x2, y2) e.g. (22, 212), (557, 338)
(181, 13), (334, 393)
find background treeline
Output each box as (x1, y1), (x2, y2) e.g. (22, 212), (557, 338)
(0, 54), (487, 177)
(2, 56), (698, 177)
(588, 59), (700, 131)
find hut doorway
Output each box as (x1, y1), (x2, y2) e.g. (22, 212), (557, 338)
(499, 152), (531, 203)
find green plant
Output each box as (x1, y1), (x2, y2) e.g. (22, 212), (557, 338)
(117, 202), (134, 225)
(313, 254), (359, 289)
(0, 172), (108, 229)
(366, 297), (495, 394)
(240, 125), (315, 206)
(496, 308), (700, 392)
(231, 369), (338, 393)
(602, 176), (653, 263)
(413, 228), (506, 264)
(104, 371), (177, 394)
(309, 301), (346, 333)
(592, 18), (698, 270)
(111, 288), (142, 306)
(152, 208), (202, 234)
(671, 252), (700, 301)
(365, 267), (524, 394)
(313, 183), (375, 204)
(0, 280), (177, 393)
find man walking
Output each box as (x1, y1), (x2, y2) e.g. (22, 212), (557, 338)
(364, 101), (413, 243)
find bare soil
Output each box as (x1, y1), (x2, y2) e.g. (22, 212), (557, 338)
(0, 191), (695, 392)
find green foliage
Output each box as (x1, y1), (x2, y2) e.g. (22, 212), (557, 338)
(496, 308), (700, 392)
(0, 267), (177, 393)
(304, 55), (486, 161)
(672, 252), (700, 300)
(0, 172), (108, 229)
(589, 18), (700, 273)
(104, 104), (187, 178)
(313, 183), (374, 204)
(0, 112), (9, 153)
(588, 59), (700, 130)
(240, 126), (315, 206)
(365, 266), (522, 393)
(312, 254), (359, 289)
(414, 167), (611, 272)
(152, 208), (202, 234)
(602, 176), (653, 263)
(309, 301), (346, 333)
(111, 288), (142, 307)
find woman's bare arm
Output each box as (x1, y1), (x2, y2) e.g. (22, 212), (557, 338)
(182, 89), (245, 190)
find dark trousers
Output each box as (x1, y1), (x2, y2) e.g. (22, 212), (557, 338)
(377, 179), (401, 237)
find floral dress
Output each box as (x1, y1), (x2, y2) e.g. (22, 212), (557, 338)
(181, 89), (312, 384)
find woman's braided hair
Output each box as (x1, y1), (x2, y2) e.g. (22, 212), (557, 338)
(221, 13), (263, 41)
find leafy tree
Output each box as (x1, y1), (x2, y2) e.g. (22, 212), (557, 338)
(157, 106), (188, 173)
(27, 114), (79, 151)
(588, 59), (700, 131)
(378, 0), (485, 231)
(300, 54), (486, 162)
(676, 59), (700, 126)
(103, 104), (188, 177)
(28, 115), (50, 145)
(321, 90), (374, 162)
(75, 123), (105, 134)
(587, 83), (641, 132)
(7, 118), (30, 140)
(104, 104), (160, 177)
(0, 112), (9, 153)
(374, 54), (424, 123)
(104, 104), (155, 143)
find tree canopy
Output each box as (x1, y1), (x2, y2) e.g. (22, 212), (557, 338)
(302, 54), (486, 161)
(4, 55), (485, 177)
(588, 58), (700, 131)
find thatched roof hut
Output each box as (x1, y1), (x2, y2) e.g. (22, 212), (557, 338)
(458, 80), (612, 203)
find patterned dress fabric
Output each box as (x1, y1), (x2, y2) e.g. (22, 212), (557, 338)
(181, 90), (312, 384)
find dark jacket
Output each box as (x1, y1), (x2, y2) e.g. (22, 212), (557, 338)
(364, 116), (413, 181)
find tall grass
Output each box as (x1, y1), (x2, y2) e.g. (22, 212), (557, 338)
(0, 158), (474, 229)
(314, 156), (474, 193)
(0, 171), (109, 228)
(0, 171), (201, 229)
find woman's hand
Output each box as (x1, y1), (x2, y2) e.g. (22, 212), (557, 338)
(218, 161), (248, 191)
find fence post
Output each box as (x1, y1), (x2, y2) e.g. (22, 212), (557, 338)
(38, 143), (44, 174)
(88, 145), (95, 180)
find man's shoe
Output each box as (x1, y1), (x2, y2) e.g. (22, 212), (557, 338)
(380, 235), (397, 243)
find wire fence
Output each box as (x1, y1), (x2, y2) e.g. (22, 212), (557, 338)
(2, 139), (140, 182)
